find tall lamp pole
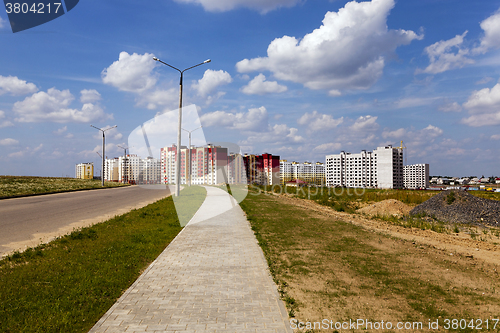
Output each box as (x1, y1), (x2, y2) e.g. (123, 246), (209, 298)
(91, 125), (117, 187)
(153, 56), (210, 196)
(182, 126), (202, 187)
(117, 145), (128, 184)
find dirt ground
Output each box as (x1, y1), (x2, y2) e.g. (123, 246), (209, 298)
(256, 193), (500, 332)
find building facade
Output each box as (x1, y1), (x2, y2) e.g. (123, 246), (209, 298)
(404, 164), (429, 189)
(280, 160), (325, 186)
(325, 145), (404, 189)
(104, 155), (161, 184)
(243, 153), (280, 186)
(75, 162), (94, 179)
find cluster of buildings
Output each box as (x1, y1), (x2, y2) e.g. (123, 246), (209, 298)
(431, 176), (500, 186)
(76, 143), (433, 190)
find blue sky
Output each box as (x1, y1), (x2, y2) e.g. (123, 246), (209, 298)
(1, 0), (499, 178)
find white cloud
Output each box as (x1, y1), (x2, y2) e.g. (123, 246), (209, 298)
(13, 88), (112, 123)
(239, 123), (304, 145)
(80, 89), (101, 103)
(200, 106), (269, 131)
(0, 17), (5, 29)
(313, 142), (342, 152)
(192, 69), (232, 97)
(394, 97), (440, 109)
(491, 134), (500, 140)
(9, 144), (43, 158)
(102, 52), (157, 93)
(350, 115), (379, 132)
(236, 0), (421, 92)
(438, 101), (462, 112)
(0, 111), (13, 128)
(474, 10), (500, 54)
(53, 126), (68, 135)
(241, 74), (287, 95)
(382, 127), (406, 139)
(0, 138), (18, 146)
(476, 77), (494, 85)
(172, 0), (301, 13)
(461, 83), (500, 126)
(417, 31), (474, 74)
(297, 110), (343, 132)
(0, 75), (38, 96)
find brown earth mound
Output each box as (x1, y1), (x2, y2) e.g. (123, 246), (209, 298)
(410, 190), (500, 226)
(357, 199), (412, 217)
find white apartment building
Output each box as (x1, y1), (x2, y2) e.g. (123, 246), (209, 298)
(161, 144), (234, 185)
(104, 155), (161, 184)
(325, 145), (404, 189)
(404, 164), (429, 189)
(280, 160), (325, 186)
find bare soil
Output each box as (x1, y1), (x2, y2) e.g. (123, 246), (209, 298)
(253, 193), (500, 332)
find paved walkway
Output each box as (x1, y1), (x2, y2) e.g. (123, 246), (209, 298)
(89, 186), (292, 333)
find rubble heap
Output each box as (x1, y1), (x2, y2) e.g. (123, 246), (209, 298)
(410, 190), (500, 226)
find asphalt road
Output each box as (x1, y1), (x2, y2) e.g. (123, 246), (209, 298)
(0, 185), (172, 256)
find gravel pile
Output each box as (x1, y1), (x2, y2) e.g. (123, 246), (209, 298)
(410, 190), (500, 226)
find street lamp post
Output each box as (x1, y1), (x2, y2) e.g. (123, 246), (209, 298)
(181, 126), (202, 186)
(153, 56), (210, 196)
(117, 145), (128, 184)
(91, 125), (117, 187)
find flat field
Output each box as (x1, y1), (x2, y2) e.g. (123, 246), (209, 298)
(0, 176), (128, 198)
(241, 188), (500, 332)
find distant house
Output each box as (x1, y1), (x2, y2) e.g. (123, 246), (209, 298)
(496, 178), (500, 184)
(458, 178), (469, 185)
(437, 178), (451, 185)
(285, 179), (308, 187)
(430, 177), (439, 184)
(480, 177), (490, 183)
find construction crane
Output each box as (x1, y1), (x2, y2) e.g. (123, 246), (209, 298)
(397, 140), (407, 166)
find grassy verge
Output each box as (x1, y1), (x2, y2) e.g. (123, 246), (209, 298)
(240, 189), (500, 332)
(0, 176), (128, 198)
(173, 185), (207, 226)
(0, 196), (185, 333)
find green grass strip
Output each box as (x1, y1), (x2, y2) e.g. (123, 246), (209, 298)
(0, 176), (128, 199)
(0, 196), (184, 333)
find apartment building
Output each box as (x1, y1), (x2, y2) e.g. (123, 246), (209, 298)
(104, 155), (161, 184)
(404, 164), (429, 189)
(325, 145), (404, 189)
(243, 153), (280, 186)
(75, 162), (94, 179)
(280, 160), (325, 186)
(161, 144), (231, 185)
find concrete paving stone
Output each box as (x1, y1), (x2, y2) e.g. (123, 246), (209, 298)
(88, 187), (292, 333)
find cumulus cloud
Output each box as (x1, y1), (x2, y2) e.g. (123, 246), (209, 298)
(350, 115), (379, 132)
(313, 142), (342, 152)
(0, 138), (18, 146)
(200, 106), (269, 131)
(0, 110), (13, 128)
(461, 83), (500, 126)
(491, 134), (500, 140)
(474, 10), (500, 54)
(172, 0), (301, 13)
(241, 74), (287, 95)
(53, 126), (68, 135)
(80, 89), (101, 103)
(417, 31), (474, 74)
(102, 52), (157, 93)
(438, 101), (462, 112)
(0, 75), (38, 96)
(297, 111), (343, 132)
(382, 127), (406, 139)
(236, 0), (421, 92)
(9, 144), (43, 158)
(239, 123), (304, 145)
(192, 69), (232, 97)
(0, 17), (5, 29)
(13, 88), (112, 123)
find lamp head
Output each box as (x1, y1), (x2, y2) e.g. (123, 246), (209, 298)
(153, 57), (159, 61)
(204, 59), (211, 63)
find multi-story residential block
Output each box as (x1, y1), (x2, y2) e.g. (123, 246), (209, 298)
(75, 162), (94, 179)
(280, 160), (325, 186)
(244, 153), (280, 186)
(104, 155), (161, 184)
(325, 145), (404, 189)
(403, 164), (429, 189)
(161, 144), (233, 185)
